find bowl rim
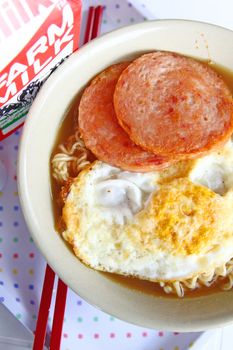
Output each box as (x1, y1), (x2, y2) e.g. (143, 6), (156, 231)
(18, 19), (233, 332)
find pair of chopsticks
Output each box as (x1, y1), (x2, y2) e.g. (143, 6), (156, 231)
(33, 265), (64, 350)
(33, 6), (103, 350)
(84, 6), (103, 44)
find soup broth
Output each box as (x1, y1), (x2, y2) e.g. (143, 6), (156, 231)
(50, 59), (233, 298)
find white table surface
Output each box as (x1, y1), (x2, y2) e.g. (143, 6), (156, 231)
(1, 303), (232, 350)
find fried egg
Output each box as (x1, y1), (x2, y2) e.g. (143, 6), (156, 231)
(62, 140), (233, 282)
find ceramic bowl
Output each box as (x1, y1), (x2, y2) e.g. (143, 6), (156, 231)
(18, 20), (233, 331)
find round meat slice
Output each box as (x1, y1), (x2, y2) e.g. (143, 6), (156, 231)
(114, 52), (233, 158)
(78, 63), (172, 172)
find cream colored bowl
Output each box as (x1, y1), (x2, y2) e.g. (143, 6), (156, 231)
(18, 20), (233, 331)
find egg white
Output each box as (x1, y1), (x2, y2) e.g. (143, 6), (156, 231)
(62, 140), (233, 283)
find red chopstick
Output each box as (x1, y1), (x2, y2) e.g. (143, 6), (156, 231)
(50, 279), (68, 350)
(83, 6), (94, 44)
(33, 6), (103, 350)
(91, 5), (104, 40)
(33, 265), (55, 350)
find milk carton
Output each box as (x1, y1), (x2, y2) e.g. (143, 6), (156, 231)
(0, 0), (82, 140)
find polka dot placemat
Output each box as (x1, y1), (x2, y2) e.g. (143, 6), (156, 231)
(0, 1), (204, 349)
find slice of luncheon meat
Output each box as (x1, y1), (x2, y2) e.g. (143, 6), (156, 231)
(78, 63), (172, 172)
(114, 52), (233, 159)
